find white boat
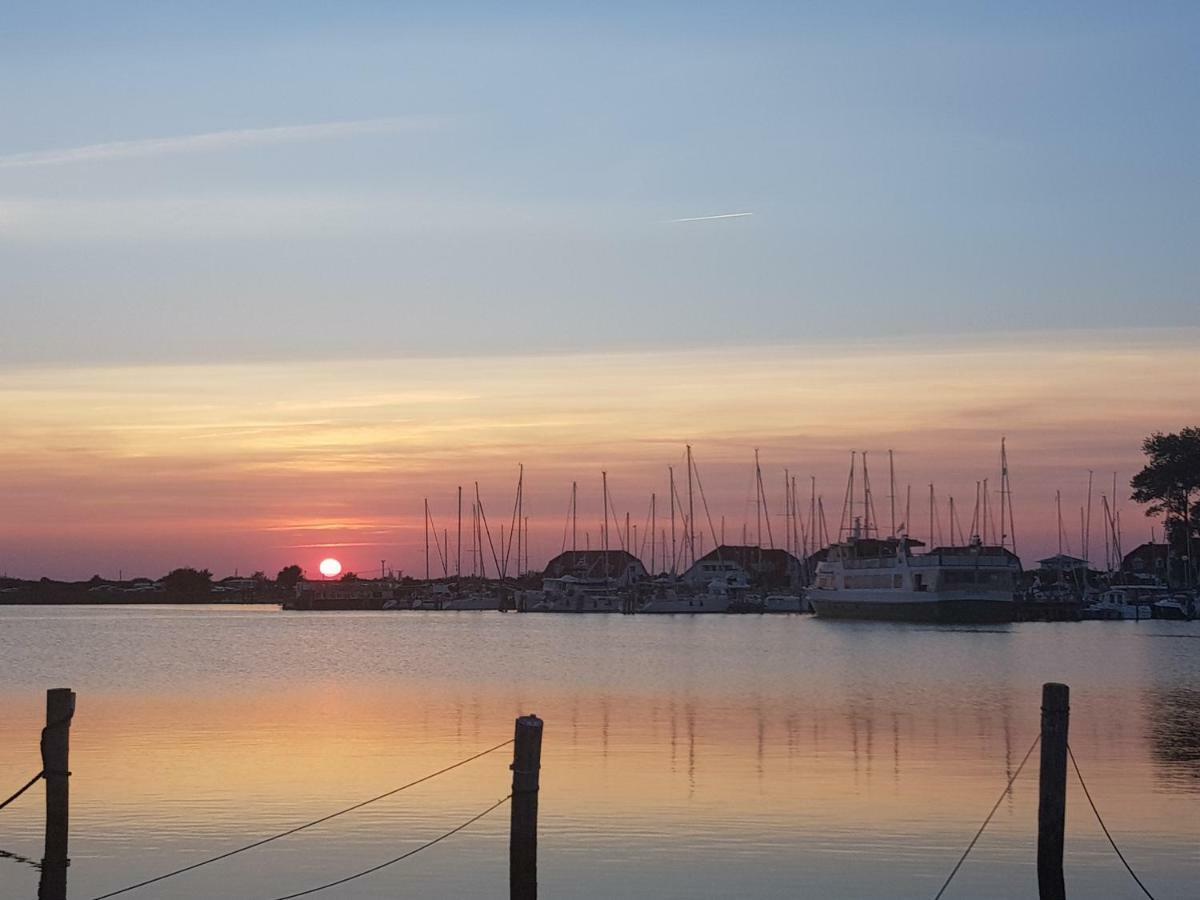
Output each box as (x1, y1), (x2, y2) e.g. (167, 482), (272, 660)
(639, 573), (749, 614)
(1083, 589), (1153, 620)
(442, 591), (502, 611)
(762, 594), (809, 613)
(525, 576), (624, 613)
(809, 533), (1021, 623)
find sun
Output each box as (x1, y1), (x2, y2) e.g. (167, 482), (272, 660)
(318, 557), (342, 578)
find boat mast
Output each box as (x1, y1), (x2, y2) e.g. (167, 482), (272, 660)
(687, 445), (696, 567)
(998, 438), (1008, 550)
(669, 466), (677, 576)
(755, 449), (763, 550)
(1084, 469), (1093, 565)
(928, 484), (935, 548)
(424, 498), (430, 582)
(572, 480), (578, 563)
(889, 449), (896, 539)
(839, 451), (856, 539)
(862, 451), (873, 538)
(456, 486), (463, 579)
(650, 492), (656, 574)
(602, 470), (610, 580)
(516, 464), (523, 577)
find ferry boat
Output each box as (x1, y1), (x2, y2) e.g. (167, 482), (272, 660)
(809, 531), (1021, 624)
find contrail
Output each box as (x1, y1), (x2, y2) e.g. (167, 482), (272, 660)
(666, 212), (753, 223)
(0, 116), (444, 169)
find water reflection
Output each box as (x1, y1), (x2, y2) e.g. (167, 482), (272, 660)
(0, 609), (1196, 898)
(1148, 687), (1200, 785)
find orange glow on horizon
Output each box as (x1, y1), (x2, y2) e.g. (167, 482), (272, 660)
(0, 328), (1196, 578)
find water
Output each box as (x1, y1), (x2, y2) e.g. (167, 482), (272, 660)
(1, 606), (1197, 899)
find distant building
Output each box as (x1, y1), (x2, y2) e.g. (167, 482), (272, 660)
(1121, 542), (1169, 579)
(683, 545), (804, 591)
(541, 550), (647, 586)
(1036, 554), (1089, 575)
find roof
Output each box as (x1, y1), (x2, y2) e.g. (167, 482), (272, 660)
(693, 545), (802, 572)
(1036, 554), (1089, 567)
(543, 550), (646, 578)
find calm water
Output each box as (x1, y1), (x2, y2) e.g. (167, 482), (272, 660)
(1, 606), (1197, 899)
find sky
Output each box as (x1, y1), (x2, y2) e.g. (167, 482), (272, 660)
(1, 3), (1197, 578)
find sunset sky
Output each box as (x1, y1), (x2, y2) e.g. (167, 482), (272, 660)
(2, 3), (1197, 579)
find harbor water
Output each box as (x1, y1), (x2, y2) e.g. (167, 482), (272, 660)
(1, 606), (1197, 898)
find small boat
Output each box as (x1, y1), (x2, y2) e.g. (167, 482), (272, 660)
(1082, 589), (1153, 621)
(762, 594), (809, 613)
(1151, 594), (1195, 621)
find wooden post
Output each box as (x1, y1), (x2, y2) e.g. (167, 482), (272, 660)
(1037, 683), (1069, 900)
(510, 714), (543, 900)
(39, 687), (75, 900)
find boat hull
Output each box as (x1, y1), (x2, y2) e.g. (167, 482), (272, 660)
(810, 591), (1014, 624)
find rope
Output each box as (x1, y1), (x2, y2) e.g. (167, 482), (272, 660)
(263, 793), (511, 900)
(1068, 744), (1157, 900)
(89, 738), (514, 900)
(2, 710), (74, 813)
(932, 733), (1040, 900)
(0, 772), (43, 812)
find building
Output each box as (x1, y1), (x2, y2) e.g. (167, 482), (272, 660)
(1121, 542), (1171, 581)
(683, 546), (804, 591)
(1036, 554), (1089, 576)
(541, 550), (647, 587)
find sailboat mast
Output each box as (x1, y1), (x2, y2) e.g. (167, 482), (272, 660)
(862, 451), (873, 537)
(1057, 489), (1063, 556)
(650, 492), (657, 574)
(889, 449), (896, 538)
(1084, 469), (1093, 565)
(456, 486), (463, 579)
(669, 466), (677, 576)
(687, 445), (696, 567)
(572, 480), (578, 560)
(755, 449), (763, 549)
(424, 498), (430, 581)
(516, 464), (523, 577)
(928, 484), (935, 548)
(602, 470), (610, 580)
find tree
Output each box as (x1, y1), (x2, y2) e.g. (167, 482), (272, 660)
(276, 565), (303, 592)
(340, 571), (358, 581)
(1131, 427), (1200, 583)
(161, 567), (213, 596)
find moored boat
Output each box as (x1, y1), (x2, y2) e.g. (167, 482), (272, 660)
(809, 533), (1021, 624)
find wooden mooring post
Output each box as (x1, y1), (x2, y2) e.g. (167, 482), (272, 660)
(39, 687), (75, 900)
(1037, 682), (1069, 900)
(510, 714), (543, 900)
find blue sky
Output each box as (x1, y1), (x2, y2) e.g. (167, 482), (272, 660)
(2, 1), (1196, 366)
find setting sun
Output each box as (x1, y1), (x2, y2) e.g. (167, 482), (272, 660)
(318, 557), (342, 578)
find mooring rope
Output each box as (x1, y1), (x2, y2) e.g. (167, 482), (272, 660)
(1067, 744), (1157, 900)
(1, 711), (74, 814)
(0, 771), (44, 813)
(932, 733), (1040, 900)
(263, 793), (512, 900)
(89, 738), (514, 900)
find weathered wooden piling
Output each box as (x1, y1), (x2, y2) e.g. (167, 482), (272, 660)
(510, 714), (543, 900)
(39, 687), (75, 900)
(1037, 682), (1069, 900)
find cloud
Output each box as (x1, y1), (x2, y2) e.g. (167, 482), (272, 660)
(0, 116), (445, 169)
(666, 212), (753, 223)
